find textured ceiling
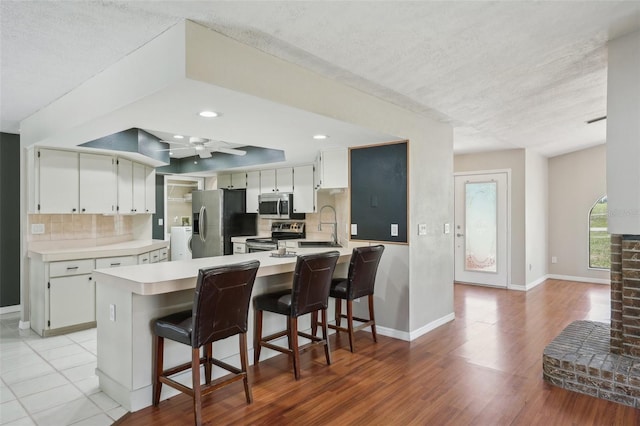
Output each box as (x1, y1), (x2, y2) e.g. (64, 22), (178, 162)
(2, 1), (639, 157)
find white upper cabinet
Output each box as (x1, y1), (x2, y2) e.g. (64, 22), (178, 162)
(217, 172), (246, 189)
(260, 169), (276, 192)
(145, 166), (156, 214)
(276, 168), (293, 192)
(317, 148), (348, 189)
(293, 165), (315, 213)
(246, 171), (260, 213)
(79, 153), (116, 214)
(132, 162), (146, 213)
(117, 158), (134, 214)
(37, 149), (79, 214)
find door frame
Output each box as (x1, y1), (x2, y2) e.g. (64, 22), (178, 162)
(453, 169), (512, 288)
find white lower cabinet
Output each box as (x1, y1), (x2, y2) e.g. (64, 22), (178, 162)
(30, 258), (96, 336)
(138, 252), (150, 264)
(233, 242), (247, 254)
(96, 256), (137, 269)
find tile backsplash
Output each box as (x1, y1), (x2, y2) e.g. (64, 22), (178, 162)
(28, 214), (133, 242)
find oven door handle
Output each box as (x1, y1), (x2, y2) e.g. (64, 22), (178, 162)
(277, 199), (282, 217)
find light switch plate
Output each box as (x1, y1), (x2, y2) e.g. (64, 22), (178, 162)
(418, 223), (427, 235)
(31, 223), (45, 234)
(158, 218), (163, 226)
(391, 224), (399, 237)
(444, 223), (450, 234)
(351, 224), (358, 235)
(109, 304), (116, 322)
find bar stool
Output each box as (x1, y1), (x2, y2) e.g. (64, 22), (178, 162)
(253, 251), (340, 380)
(152, 260), (260, 426)
(315, 245), (385, 352)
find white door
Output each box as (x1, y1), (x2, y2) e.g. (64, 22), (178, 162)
(454, 172), (509, 287)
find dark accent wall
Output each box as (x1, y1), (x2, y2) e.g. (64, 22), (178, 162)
(350, 141), (408, 243)
(0, 133), (21, 307)
(152, 174), (165, 240)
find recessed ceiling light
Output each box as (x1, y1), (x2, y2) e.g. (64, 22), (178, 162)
(198, 111), (219, 118)
(313, 134), (329, 140)
(173, 135), (184, 139)
(169, 151), (173, 156)
(194, 160), (198, 164)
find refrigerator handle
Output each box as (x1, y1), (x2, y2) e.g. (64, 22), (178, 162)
(188, 236), (193, 253)
(199, 206), (206, 243)
(277, 199), (281, 217)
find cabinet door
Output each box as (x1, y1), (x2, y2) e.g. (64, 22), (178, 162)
(117, 158), (133, 213)
(231, 172), (247, 189)
(145, 166), (156, 213)
(49, 275), (95, 329)
(132, 162), (146, 213)
(79, 153), (116, 214)
(293, 165), (315, 213)
(276, 168), (293, 192)
(217, 174), (232, 189)
(260, 169), (276, 193)
(38, 149), (79, 214)
(320, 148), (348, 188)
(246, 171), (260, 213)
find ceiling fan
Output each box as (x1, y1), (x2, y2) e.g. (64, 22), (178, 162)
(159, 137), (247, 158)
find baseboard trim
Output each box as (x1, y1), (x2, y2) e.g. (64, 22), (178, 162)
(547, 274), (610, 285)
(0, 305), (20, 315)
(19, 320), (30, 330)
(376, 312), (455, 342)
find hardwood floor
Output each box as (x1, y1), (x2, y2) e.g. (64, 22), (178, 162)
(116, 280), (640, 425)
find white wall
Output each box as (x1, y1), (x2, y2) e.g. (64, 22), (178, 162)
(454, 149), (526, 287)
(607, 30), (640, 235)
(548, 144), (608, 281)
(525, 150), (548, 285)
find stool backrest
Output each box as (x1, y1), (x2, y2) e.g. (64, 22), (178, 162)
(291, 251), (340, 317)
(192, 260), (260, 348)
(347, 245), (385, 299)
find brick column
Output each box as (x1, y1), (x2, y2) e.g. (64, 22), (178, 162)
(620, 235), (640, 358)
(611, 234), (623, 353)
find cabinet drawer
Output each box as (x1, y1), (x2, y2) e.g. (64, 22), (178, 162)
(49, 259), (95, 278)
(159, 248), (169, 261)
(149, 250), (161, 263)
(95, 256), (137, 269)
(138, 253), (150, 264)
(233, 243), (246, 254)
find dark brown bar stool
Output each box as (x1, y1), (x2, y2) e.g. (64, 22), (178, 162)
(317, 245), (385, 352)
(152, 260), (260, 426)
(253, 251), (340, 380)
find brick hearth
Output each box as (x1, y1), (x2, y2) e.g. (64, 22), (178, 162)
(543, 234), (640, 408)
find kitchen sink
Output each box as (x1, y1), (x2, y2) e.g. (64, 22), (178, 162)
(298, 241), (342, 248)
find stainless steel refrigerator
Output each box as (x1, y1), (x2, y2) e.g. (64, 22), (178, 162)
(191, 189), (257, 258)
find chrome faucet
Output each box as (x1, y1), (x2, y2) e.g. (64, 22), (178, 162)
(318, 205), (338, 245)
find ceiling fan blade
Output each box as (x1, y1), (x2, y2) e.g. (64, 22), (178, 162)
(213, 147), (247, 156)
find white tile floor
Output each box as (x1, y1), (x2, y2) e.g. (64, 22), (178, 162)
(0, 312), (127, 425)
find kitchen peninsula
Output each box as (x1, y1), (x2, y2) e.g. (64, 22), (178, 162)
(92, 247), (352, 412)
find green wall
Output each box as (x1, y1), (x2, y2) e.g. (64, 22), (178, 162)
(0, 133), (21, 307)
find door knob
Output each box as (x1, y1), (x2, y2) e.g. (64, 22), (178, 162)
(456, 233), (464, 237)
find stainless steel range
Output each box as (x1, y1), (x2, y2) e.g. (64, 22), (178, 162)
(245, 222), (305, 253)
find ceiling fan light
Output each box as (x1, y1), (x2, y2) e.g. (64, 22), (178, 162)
(194, 145), (204, 151)
(173, 135), (184, 139)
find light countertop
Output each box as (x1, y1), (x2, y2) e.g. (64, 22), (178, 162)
(93, 247), (352, 296)
(230, 235), (266, 243)
(28, 239), (169, 262)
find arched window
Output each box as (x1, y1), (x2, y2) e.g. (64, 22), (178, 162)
(589, 195), (610, 269)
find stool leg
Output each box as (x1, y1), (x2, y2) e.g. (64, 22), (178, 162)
(254, 309), (263, 364)
(321, 309), (332, 365)
(290, 317), (301, 380)
(239, 333), (253, 404)
(153, 335), (164, 406)
(335, 298), (342, 327)
(310, 311), (318, 337)
(346, 300), (355, 353)
(192, 347), (202, 426)
(204, 343), (212, 384)
(369, 294), (378, 343)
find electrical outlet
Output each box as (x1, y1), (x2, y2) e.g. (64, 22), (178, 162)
(391, 224), (398, 237)
(351, 224), (358, 235)
(31, 223), (45, 234)
(444, 223), (450, 234)
(551, 256), (558, 264)
(109, 304), (116, 322)
(418, 223), (427, 235)
(158, 218), (163, 226)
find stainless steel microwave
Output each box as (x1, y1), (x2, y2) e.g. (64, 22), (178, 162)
(258, 193), (305, 219)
